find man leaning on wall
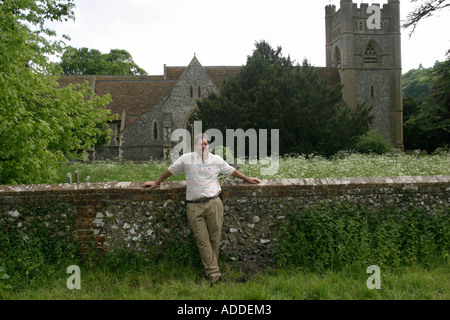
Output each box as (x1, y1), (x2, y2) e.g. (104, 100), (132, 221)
(142, 133), (261, 283)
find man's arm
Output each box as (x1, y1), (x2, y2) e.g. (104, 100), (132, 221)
(141, 169), (173, 189)
(231, 169), (262, 184)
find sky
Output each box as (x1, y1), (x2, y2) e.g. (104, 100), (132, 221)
(46, 0), (450, 75)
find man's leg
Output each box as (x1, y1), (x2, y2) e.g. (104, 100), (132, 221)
(205, 198), (224, 267)
(187, 202), (221, 276)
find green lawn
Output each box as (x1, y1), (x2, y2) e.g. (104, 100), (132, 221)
(3, 262), (449, 300)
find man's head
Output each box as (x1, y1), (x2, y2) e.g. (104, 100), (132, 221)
(194, 133), (209, 157)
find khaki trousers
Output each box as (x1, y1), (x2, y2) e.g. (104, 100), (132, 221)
(186, 197), (224, 276)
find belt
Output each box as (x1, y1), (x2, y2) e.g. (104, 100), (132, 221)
(186, 194), (220, 204)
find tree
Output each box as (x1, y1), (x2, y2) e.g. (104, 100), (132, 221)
(197, 41), (373, 158)
(403, 0), (450, 35)
(58, 47), (147, 75)
(403, 58), (450, 152)
(0, 0), (116, 184)
(402, 66), (433, 102)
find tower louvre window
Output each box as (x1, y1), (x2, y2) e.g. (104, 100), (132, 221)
(364, 43), (378, 64)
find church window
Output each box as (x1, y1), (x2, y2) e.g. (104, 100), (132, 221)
(370, 85), (375, 98)
(153, 121), (158, 140)
(364, 42), (379, 65)
(190, 86), (193, 98)
(359, 21), (363, 32)
(198, 86), (201, 97)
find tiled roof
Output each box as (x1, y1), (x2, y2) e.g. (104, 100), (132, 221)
(204, 66), (242, 88)
(94, 79), (176, 126)
(58, 65), (340, 128)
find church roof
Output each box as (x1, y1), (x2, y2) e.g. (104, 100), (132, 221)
(58, 63), (242, 125)
(58, 62), (340, 128)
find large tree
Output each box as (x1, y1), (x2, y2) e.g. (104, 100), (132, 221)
(404, 58), (450, 152)
(403, 0), (450, 35)
(58, 47), (147, 75)
(0, 0), (116, 184)
(197, 41), (373, 158)
(402, 1), (450, 152)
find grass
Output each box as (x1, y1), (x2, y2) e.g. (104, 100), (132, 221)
(3, 262), (449, 300)
(55, 152), (450, 184)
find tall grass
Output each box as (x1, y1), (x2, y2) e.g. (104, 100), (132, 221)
(55, 152), (450, 184)
(3, 260), (449, 300)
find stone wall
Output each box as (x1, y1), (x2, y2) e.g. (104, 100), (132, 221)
(1, 176), (449, 264)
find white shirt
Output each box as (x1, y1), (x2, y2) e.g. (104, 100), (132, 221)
(168, 151), (235, 201)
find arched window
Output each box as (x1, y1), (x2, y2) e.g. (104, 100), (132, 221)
(370, 85), (375, 98)
(153, 121), (158, 140)
(364, 41), (380, 65)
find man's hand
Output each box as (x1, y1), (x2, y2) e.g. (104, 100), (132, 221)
(141, 181), (159, 189)
(231, 169), (261, 184)
(141, 169), (173, 189)
(246, 177), (262, 184)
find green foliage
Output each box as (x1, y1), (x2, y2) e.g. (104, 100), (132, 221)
(402, 65), (433, 102)
(197, 41), (373, 158)
(0, 0), (117, 184)
(0, 201), (80, 287)
(0, 266), (12, 297)
(53, 152), (450, 183)
(403, 58), (450, 152)
(210, 145), (235, 163)
(58, 47), (148, 75)
(274, 201), (449, 271)
(354, 131), (394, 154)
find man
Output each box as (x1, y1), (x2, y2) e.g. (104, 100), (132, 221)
(142, 133), (261, 283)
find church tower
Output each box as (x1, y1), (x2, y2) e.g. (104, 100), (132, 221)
(325, 0), (403, 149)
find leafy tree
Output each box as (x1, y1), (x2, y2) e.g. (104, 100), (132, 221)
(403, 0), (450, 35)
(402, 66), (433, 102)
(0, 0), (116, 185)
(58, 47), (147, 75)
(403, 58), (450, 152)
(197, 41), (373, 157)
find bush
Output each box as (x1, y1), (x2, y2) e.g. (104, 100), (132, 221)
(354, 131), (393, 154)
(210, 145), (235, 163)
(273, 201), (449, 271)
(0, 201), (80, 285)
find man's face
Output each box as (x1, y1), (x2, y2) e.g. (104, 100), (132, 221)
(195, 138), (209, 156)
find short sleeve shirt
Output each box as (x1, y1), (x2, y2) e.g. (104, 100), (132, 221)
(168, 152), (235, 201)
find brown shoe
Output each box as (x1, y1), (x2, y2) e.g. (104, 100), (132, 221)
(209, 273), (222, 284)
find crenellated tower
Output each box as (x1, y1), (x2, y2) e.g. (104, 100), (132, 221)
(325, 0), (403, 149)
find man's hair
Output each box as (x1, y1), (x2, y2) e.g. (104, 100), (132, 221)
(194, 133), (209, 145)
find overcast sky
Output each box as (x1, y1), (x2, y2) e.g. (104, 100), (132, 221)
(46, 0), (450, 75)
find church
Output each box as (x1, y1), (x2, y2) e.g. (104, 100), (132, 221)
(59, 0), (403, 161)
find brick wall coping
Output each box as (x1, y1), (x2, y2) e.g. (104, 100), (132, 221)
(1, 175), (448, 196)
